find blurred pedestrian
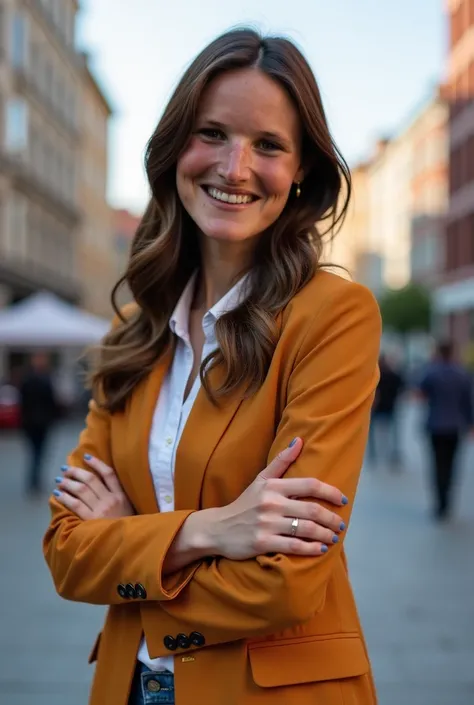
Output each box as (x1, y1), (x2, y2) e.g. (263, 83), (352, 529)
(19, 351), (58, 496)
(418, 341), (473, 520)
(43, 28), (380, 705)
(367, 353), (404, 469)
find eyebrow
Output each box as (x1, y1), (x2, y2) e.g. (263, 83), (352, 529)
(199, 119), (292, 150)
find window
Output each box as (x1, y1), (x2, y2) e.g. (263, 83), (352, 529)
(4, 98), (28, 153)
(10, 11), (28, 69)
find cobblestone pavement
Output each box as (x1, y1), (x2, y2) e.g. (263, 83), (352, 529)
(0, 401), (473, 705)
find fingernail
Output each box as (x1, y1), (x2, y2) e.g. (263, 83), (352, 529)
(341, 495), (349, 505)
(339, 522), (346, 531)
(84, 454), (92, 460)
(332, 534), (339, 543)
(60, 465), (68, 472)
(321, 544), (328, 553)
(54, 477), (62, 484)
(288, 438), (297, 448)
(53, 489), (61, 497)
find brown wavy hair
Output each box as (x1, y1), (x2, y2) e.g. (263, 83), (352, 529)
(91, 27), (351, 412)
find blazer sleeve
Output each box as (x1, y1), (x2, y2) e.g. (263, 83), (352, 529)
(43, 312), (199, 606)
(146, 282), (381, 648)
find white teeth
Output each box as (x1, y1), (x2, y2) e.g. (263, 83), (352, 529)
(207, 187), (253, 204)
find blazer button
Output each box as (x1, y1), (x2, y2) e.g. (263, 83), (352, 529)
(117, 584), (128, 599)
(135, 583), (147, 599)
(177, 633), (190, 649)
(125, 583), (137, 599)
(164, 635), (177, 651)
(189, 631), (205, 647)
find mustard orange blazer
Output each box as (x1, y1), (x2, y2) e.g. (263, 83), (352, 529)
(43, 270), (381, 705)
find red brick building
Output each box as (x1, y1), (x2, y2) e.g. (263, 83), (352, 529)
(433, 0), (474, 349)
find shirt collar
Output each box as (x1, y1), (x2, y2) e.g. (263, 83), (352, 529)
(169, 272), (250, 343)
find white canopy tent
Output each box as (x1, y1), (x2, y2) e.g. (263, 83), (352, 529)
(0, 291), (110, 347)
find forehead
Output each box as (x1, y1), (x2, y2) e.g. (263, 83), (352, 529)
(196, 68), (301, 138)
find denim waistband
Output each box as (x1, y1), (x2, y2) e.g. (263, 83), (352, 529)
(128, 662), (175, 705)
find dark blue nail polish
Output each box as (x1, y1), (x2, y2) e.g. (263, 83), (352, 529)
(54, 477), (62, 484)
(339, 522), (346, 531)
(321, 544), (328, 553)
(53, 489), (61, 497)
(60, 465), (68, 472)
(342, 495), (349, 505)
(84, 453), (92, 460)
(289, 438), (297, 448)
(332, 534), (339, 544)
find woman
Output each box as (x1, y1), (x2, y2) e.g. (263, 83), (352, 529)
(44, 28), (381, 705)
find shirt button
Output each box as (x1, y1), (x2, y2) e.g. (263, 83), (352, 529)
(164, 495), (172, 504)
(166, 437), (173, 446)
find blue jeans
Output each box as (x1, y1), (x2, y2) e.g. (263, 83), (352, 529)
(128, 663), (175, 704)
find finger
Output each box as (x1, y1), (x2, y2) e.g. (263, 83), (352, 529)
(274, 476), (348, 506)
(83, 454), (122, 494)
(52, 489), (94, 520)
(260, 535), (329, 557)
(55, 477), (98, 511)
(61, 466), (107, 500)
(283, 497), (346, 533)
(276, 516), (339, 546)
(259, 438), (303, 480)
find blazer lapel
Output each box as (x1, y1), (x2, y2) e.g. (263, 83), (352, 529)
(174, 368), (245, 510)
(120, 350), (172, 514)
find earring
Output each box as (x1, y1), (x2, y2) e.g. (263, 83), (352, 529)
(295, 181), (301, 198)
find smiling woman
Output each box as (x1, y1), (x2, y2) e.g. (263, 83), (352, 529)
(43, 27), (381, 705)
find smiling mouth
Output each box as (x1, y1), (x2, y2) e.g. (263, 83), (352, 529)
(203, 185), (259, 205)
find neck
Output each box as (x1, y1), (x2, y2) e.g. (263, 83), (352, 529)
(194, 237), (253, 311)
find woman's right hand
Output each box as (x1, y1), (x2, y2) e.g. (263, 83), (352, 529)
(209, 437), (347, 560)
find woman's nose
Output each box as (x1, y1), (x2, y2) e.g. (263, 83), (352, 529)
(217, 143), (251, 182)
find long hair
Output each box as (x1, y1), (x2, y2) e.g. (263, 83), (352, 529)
(91, 28), (351, 412)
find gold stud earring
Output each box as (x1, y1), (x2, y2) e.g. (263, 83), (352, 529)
(295, 182), (301, 198)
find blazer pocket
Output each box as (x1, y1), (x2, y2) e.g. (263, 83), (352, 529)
(88, 632), (102, 664)
(248, 635), (369, 687)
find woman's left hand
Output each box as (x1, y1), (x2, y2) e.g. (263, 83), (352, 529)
(53, 454), (135, 520)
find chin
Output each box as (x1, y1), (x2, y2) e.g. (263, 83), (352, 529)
(199, 220), (258, 243)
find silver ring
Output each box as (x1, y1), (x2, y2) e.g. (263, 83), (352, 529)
(290, 517), (299, 537)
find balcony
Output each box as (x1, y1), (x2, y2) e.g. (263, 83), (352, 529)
(0, 149), (81, 227)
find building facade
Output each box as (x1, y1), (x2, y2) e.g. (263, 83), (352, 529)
(76, 54), (114, 319)
(0, 0), (82, 310)
(113, 207), (141, 307)
(409, 89), (449, 288)
(433, 0), (474, 348)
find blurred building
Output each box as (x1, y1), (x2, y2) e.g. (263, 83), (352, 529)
(76, 54), (114, 319)
(432, 0), (474, 349)
(113, 207), (141, 306)
(0, 0), (82, 310)
(409, 88), (449, 288)
(326, 162), (385, 292)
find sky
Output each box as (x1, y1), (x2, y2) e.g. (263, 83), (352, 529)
(77, 0), (446, 214)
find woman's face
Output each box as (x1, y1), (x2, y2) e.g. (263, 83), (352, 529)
(176, 68), (304, 246)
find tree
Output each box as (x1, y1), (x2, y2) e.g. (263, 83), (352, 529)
(379, 283), (431, 335)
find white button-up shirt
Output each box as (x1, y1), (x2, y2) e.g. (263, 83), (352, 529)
(138, 272), (249, 672)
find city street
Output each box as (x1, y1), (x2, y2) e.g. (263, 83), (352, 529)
(0, 401), (473, 705)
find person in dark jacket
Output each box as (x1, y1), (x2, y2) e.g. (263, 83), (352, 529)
(19, 352), (59, 495)
(367, 353), (404, 468)
(419, 341), (473, 520)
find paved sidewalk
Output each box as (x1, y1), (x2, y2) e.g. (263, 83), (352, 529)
(0, 402), (473, 705)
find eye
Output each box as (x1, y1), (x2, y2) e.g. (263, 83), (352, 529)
(197, 127), (226, 141)
(256, 139), (282, 153)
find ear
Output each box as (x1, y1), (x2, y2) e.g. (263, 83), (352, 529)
(294, 167), (304, 183)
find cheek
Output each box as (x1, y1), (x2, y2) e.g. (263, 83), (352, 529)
(177, 139), (213, 182)
(259, 161), (297, 199)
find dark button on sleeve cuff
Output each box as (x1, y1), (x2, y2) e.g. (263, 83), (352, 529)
(164, 635), (177, 651)
(117, 583), (128, 599)
(125, 583), (137, 599)
(135, 583), (147, 599)
(189, 631), (205, 647)
(177, 633), (190, 649)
